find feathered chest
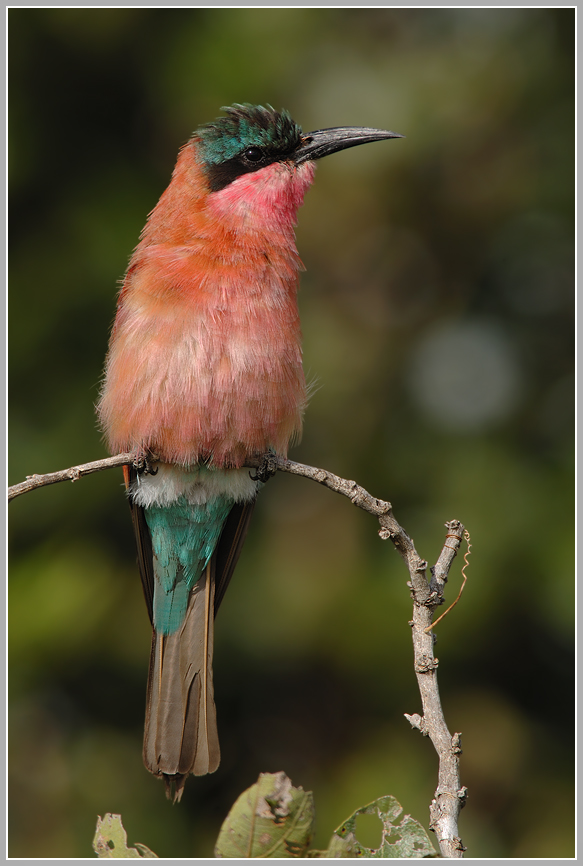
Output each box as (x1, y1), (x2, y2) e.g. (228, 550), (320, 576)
(98, 234), (307, 466)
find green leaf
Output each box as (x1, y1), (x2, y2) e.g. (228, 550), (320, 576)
(214, 771), (315, 858)
(93, 814), (158, 858)
(323, 796), (437, 858)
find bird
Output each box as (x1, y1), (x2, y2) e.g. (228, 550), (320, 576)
(97, 103), (402, 802)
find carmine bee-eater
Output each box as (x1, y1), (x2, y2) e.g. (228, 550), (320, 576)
(98, 104), (401, 801)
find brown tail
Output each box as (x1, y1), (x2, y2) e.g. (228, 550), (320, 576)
(123, 465), (257, 801)
(142, 561), (220, 803)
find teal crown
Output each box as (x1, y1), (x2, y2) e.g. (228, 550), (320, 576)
(196, 103), (303, 166)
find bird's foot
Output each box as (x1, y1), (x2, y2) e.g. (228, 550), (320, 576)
(249, 452), (279, 483)
(133, 449), (160, 476)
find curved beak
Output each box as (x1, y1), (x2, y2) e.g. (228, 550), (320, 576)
(294, 126), (404, 165)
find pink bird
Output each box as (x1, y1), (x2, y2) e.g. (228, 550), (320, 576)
(98, 104), (401, 801)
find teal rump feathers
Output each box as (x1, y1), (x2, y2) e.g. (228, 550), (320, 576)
(144, 496), (233, 635)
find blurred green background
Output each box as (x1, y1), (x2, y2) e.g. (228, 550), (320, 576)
(9, 7), (574, 859)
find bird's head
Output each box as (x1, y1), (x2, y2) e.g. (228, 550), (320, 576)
(195, 103), (403, 193)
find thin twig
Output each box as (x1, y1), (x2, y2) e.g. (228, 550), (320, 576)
(425, 530), (471, 633)
(8, 452), (135, 502)
(404, 519), (468, 858)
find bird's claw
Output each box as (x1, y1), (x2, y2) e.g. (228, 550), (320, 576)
(249, 453), (279, 483)
(133, 450), (159, 476)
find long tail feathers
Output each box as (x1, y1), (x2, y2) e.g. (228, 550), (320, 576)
(124, 464), (257, 800)
(143, 561), (220, 803)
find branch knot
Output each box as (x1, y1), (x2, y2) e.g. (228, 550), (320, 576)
(404, 712), (428, 735)
(415, 655), (439, 674)
(457, 787), (469, 806)
(451, 732), (463, 754)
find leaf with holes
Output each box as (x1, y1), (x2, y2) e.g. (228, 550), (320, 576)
(93, 814), (158, 858)
(214, 771), (315, 858)
(324, 796), (437, 858)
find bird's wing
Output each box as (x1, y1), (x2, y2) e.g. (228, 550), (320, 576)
(212, 498), (256, 615)
(123, 464), (155, 624)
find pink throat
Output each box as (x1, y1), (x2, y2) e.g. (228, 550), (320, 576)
(207, 160), (316, 231)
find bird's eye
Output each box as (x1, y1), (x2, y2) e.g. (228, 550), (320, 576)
(244, 146), (263, 162)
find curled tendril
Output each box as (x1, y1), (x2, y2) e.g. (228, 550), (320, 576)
(425, 529), (471, 633)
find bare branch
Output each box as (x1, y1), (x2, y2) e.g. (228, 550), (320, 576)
(405, 519), (468, 858)
(245, 454), (425, 573)
(8, 452), (135, 502)
(246, 455), (392, 516)
(9, 450), (467, 854)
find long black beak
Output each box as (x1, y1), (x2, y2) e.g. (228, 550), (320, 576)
(294, 126), (404, 165)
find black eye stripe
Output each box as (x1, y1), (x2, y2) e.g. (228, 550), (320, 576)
(205, 143), (294, 192)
